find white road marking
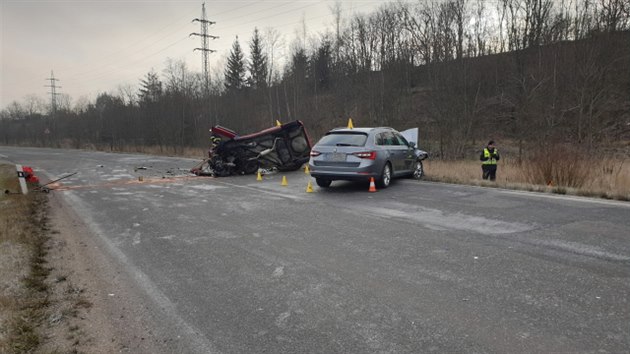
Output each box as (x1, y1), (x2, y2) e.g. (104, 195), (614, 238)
(411, 180), (630, 208)
(537, 239), (630, 261)
(498, 189), (630, 207)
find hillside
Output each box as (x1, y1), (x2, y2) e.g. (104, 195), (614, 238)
(1, 32), (629, 160)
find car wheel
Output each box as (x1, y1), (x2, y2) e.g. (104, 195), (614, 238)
(377, 163), (392, 189)
(241, 160), (259, 175)
(412, 160), (424, 179)
(316, 178), (332, 188)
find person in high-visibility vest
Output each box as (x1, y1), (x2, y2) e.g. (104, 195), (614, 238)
(480, 140), (500, 181)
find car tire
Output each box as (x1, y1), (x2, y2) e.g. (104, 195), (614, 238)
(412, 160), (424, 179)
(241, 160), (259, 175)
(316, 178), (332, 188)
(377, 162), (392, 189)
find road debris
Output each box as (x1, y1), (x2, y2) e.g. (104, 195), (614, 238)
(34, 172), (78, 193)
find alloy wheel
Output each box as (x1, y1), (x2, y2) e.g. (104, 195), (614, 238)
(413, 161), (424, 179)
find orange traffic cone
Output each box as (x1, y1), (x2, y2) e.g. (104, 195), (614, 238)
(368, 177), (377, 192)
(281, 176), (288, 186)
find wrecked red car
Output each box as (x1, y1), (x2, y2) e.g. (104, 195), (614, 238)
(191, 120), (312, 177)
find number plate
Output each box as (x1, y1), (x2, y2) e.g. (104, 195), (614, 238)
(328, 153), (346, 162)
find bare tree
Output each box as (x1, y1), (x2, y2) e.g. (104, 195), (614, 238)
(598, 0), (630, 31)
(263, 27), (284, 123)
(22, 94), (47, 116)
(329, 0), (343, 65)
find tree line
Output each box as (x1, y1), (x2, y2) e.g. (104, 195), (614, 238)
(2, 0), (629, 159)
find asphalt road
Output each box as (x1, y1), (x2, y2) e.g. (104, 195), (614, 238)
(2, 146), (629, 353)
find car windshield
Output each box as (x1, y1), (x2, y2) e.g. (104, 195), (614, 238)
(317, 132), (368, 147)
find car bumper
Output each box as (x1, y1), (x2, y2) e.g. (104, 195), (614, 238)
(309, 164), (381, 181)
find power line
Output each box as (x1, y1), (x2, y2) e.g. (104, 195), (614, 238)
(34, 1), (395, 100)
(25, 2), (346, 88)
(68, 35), (191, 88)
(217, 0), (326, 32)
(271, 0), (392, 30)
(58, 3), (261, 84)
(66, 9), (198, 78)
(68, 1), (386, 88)
(40, 2), (263, 84)
(63, 27), (193, 82)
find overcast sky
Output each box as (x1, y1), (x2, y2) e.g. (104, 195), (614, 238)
(0, 0), (395, 110)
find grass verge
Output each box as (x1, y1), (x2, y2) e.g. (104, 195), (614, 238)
(424, 157), (630, 201)
(0, 164), (50, 353)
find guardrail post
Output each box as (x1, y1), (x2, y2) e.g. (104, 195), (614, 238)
(15, 164), (28, 195)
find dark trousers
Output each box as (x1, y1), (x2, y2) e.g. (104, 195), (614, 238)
(482, 165), (497, 181)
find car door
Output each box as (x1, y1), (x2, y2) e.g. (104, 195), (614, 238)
(393, 132), (415, 173)
(382, 131), (406, 173)
(374, 131), (391, 163)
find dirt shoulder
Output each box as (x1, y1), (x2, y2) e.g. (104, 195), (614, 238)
(37, 193), (166, 353)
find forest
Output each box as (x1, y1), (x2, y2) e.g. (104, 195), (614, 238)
(1, 0), (629, 161)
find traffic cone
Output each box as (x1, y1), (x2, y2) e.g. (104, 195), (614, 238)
(306, 181), (314, 193)
(368, 177), (377, 192)
(347, 118), (354, 129)
(304, 164), (310, 174)
(281, 176), (288, 186)
(257, 171), (263, 181)
(276, 120), (282, 127)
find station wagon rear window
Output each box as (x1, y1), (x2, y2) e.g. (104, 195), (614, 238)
(318, 132), (368, 146)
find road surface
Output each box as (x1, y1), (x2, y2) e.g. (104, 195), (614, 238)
(2, 146), (629, 353)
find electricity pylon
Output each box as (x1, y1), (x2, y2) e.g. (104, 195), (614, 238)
(44, 70), (61, 115)
(191, 3), (218, 93)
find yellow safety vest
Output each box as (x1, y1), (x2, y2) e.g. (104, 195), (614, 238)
(482, 148), (498, 165)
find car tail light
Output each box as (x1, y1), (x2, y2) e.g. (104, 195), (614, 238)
(310, 150), (321, 157)
(353, 151), (377, 160)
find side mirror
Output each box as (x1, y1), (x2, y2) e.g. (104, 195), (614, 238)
(408, 142), (416, 149)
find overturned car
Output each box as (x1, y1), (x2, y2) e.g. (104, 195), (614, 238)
(191, 120), (312, 177)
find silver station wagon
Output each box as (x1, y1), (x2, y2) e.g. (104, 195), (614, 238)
(309, 127), (428, 188)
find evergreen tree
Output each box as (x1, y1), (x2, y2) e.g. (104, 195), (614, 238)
(138, 70), (162, 104)
(224, 36), (246, 91)
(311, 38), (333, 90)
(248, 28), (268, 89)
(290, 47), (308, 81)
